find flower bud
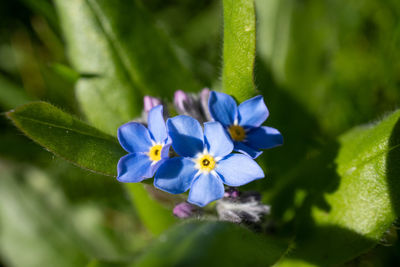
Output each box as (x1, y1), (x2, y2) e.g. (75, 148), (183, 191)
(224, 188), (240, 199)
(143, 95), (161, 113)
(174, 90), (193, 113)
(173, 202), (197, 218)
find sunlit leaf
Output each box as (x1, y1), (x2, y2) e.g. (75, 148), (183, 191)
(7, 101), (125, 176)
(277, 110), (400, 265)
(222, 0), (256, 101)
(54, 0), (140, 135)
(54, 0), (200, 135)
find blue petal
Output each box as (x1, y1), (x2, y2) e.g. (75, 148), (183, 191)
(204, 122), (233, 157)
(160, 142), (171, 159)
(188, 173), (224, 207)
(117, 153), (153, 183)
(154, 157), (197, 194)
(246, 126), (283, 149)
(148, 105), (168, 143)
(238, 95), (269, 128)
(167, 115), (204, 157)
(216, 154), (264, 186)
(234, 142), (263, 159)
(118, 122), (152, 153)
(208, 91), (238, 126)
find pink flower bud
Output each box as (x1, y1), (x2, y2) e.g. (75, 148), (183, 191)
(174, 90), (192, 112)
(173, 202), (197, 218)
(143, 95), (161, 113)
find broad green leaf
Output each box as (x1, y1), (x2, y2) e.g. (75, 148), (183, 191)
(54, 0), (200, 135)
(54, 0), (141, 135)
(277, 110), (400, 265)
(85, 0), (200, 95)
(135, 221), (288, 267)
(6, 101), (125, 176)
(222, 0), (256, 101)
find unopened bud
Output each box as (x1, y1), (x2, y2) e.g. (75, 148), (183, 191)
(173, 202), (197, 218)
(200, 88), (210, 106)
(174, 90), (193, 112)
(224, 188), (240, 199)
(143, 95), (161, 113)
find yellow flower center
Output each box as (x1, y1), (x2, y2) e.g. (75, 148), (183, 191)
(228, 125), (246, 141)
(197, 154), (216, 173)
(148, 144), (163, 162)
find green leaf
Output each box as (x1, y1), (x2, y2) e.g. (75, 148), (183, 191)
(85, 0), (201, 95)
(256, 0), (400, 135)
(54, 0), (200, 135)
(277, 110), (400, 265)
(6, 101), (125, 177)
(54, 0), (141, 135)
(222, 0), (256, 101)
(135, 221), (288, 267)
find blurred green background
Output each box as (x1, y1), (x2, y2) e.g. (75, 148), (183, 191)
(1, 0), (400, 266)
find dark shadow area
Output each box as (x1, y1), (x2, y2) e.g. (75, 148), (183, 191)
(284, 224), (377, 265)
(0, 114), (48, 164)
(244, 59), (341, 237)
(386, 118), (400, 217)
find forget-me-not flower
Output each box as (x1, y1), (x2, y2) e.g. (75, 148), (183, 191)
(208, 91), (283, 158)
(117, 105), (170, 182)
(154, 115), (264, 207)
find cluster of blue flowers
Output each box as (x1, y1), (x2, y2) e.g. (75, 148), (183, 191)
(117, 91), (283, 207)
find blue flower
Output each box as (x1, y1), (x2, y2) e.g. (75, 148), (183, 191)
(154, 115), (264, 207)
(117, 105), (170, 183)
(208, 91), (283, 158)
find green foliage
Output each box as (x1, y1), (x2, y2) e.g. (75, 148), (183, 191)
(135, 221), (288, 267)
(54, 0), (141, 135)
(6, 102), (125, 176)
(2, 0), (400, 266)
(54, 0), (200, 135)
(53, 0), (192, 236)
(222, 0), (256, 101)
(0, 163), (136, 267)
(276, 110), (400, 265)
(0, 166), (87, 267)
(257, 0), (400, 135)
